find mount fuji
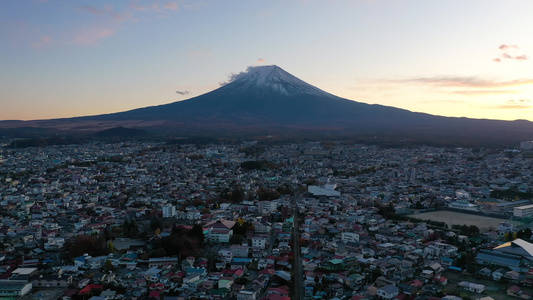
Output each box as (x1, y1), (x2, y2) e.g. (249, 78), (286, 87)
(2, 65), (533, 145)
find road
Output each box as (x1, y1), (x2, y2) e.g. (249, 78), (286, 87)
(291, 193), (304, 300)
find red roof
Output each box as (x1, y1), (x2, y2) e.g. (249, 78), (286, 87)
(260, 269), (275, 276)
(267, 287), (289, 296)
(79, 284), (103, 295)
(222, 269), (237, 275)
(234, 269), (245, 276)
(262, 294), (291, 300)
(410, 279), (423, 287)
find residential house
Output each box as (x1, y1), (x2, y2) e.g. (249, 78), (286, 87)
(237, 288), (260, 300)
(218, 249), (233, 264)
(458, 281), (485, 293)
(476, 267), (492, 278)
(341, 232), (359, 243)
(148, 257), (178, 268)
(377, 284), (399, 300)
(0, 279), (33, 299)
(505, 270), (520, 282)
(492, 268), (506, 281)
(33, 274), (72, 287)
(230, 245), (249, 258)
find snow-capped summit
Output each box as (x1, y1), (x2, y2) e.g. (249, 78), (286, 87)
(6, 64), (533, 146)
(221, 65), (336, 97)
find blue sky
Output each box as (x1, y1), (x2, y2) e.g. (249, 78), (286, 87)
(1, 0), (533, 121)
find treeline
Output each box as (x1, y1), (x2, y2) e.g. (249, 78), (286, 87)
(6, 137), (87, 148)
(238, 146), (266, 157)
(504, 228), (533, 241)
(333, 166), (377, 177)
(451, 224), (480, 237)
(240, 160), (284, 171)
(490, 189), (533, 200)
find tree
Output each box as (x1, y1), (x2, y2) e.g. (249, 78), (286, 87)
(108, 240), (115, 253)
(123, 218), (139, 238)
(231, 185), (245, 203)
(240, 161), (262, 170)
(277, 184), (294, 195)
(371, 268), (382, 282)
(256, 187), (281, 201)
(235, 277), (248, 285)
(378, 203), (396, 218)
(104, 259), (114, 271)
(188, 223), (205, 245)
(103, 228), (111, 241)
(230, 234), (244, 245)
(150, 216), (162, 233)
(67, 234), (108, 259)
(524, 228), (533, 239)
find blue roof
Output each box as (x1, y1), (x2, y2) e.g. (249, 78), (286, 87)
(186, 267), (206, 274)
(121, 253), (138, 261)
(476, 250), (521, 267)
(232, 258), (252, 263)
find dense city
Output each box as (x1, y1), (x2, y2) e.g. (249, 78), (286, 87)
(1, 140), (533, 300)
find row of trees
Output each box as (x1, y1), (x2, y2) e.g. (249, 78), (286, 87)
(451, 224), (480, 237)
(504, 228), (533, 241)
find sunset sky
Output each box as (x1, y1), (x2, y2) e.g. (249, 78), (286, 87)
(2, 0), (533, 121)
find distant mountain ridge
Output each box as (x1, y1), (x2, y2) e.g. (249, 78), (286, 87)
(1, 65), (533, 145)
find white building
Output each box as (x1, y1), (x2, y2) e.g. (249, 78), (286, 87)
(308, 185), (340, 197)
(144, 267), (161, 282)
(208, 228), (233, 243)
(458, 281), (485, 293)
(162, 204), (176, 218)
(499, 221), (514, 237)
(455, 189), (470, 199)
(44, 237), (65, 250)
(86, 256), (108, 269)
(229, 245), (249, 258)
(237, 289), (259, 300)
(514, 204), (533, 217)
(258, 201), (278, 213)
(218, 249), (233, 263)
(187, 209), (201, 220)
(252, 236), (267, 249)
(448, 200), (480, 212)
(341, 232), (360, 243)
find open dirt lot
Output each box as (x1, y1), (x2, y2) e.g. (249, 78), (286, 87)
(407, 210), (507, 231)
